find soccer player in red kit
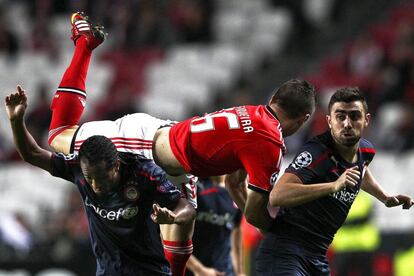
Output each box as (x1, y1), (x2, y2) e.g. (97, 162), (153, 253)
(153, 81), (316, 230)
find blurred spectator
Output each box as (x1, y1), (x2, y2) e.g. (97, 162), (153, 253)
(394, 103), (414, 152)
(0, 213), (33, 259)
(0, 5), (19, 58)
(29, 17), (59, 60)
(346, 33), (384, 78)
(381, 20), (414, 103)
(122, 0), (176, 50)
(271, 0), (316, 52)
(0, 133), (9, 163)
(168, 0), (214, 43)
(41, 188), (90, 262)
(99, 83), (140, 120)
(26, 83), (52, 147)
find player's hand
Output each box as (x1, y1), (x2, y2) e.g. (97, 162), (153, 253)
(194, 266), (225, 276)
(332, 166), (360, 192)
(5, 86), (28, 121)
(151, 203), (177, 224)
(384, 194), (414, 209)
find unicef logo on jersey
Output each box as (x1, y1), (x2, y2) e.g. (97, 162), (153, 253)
(292, 151), (313, 170)
(122, 207), (139, 220)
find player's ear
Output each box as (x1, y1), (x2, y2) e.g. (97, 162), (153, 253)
(326, 115), (332, 129)
(365, 112), (371, 127)
(115, 158), (121, 172)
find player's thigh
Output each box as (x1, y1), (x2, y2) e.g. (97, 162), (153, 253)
(159, 221), (195, 241)
(50, 127), (78, 154)
(255, 248), (308, 276)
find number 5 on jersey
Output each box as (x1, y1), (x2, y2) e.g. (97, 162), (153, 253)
(190, 110), (240, 133)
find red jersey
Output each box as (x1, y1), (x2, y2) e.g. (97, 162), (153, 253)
(169, 105), (286, 193)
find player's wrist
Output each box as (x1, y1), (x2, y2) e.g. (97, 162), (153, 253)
(330, 181), (342, 193)
(9, 115), (24, 123)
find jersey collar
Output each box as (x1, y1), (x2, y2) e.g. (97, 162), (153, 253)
(265, 105), (280, 121)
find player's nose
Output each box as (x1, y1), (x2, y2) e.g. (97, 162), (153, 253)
(343, 116), (352, 128)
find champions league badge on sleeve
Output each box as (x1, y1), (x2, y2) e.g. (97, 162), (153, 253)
(292, 151), (313, 170)
(270, 171), (279, 187)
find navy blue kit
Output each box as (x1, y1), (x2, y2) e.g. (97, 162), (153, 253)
(51, 152), (181, 275)
(256, 131), (375, 275)
(189, 178), (242, 276)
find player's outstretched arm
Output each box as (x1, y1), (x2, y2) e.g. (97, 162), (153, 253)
(5, 86), (52, 172)
(151, 198), (196, 225)
(270, 167), (360, 207)
(362, 167), (414, 209)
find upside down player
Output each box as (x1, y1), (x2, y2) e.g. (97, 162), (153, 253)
(253, 88), (414, 275)
(5, 87), (196, 275)
(47, 12), (196, 276)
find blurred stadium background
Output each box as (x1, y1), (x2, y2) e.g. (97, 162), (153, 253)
(0, 0), (413, 275)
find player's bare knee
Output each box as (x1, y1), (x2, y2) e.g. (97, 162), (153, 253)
(48, 127), (78, 154)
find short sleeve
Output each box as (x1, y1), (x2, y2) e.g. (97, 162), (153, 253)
(359, 138), (376, 165)
(285, 141), (330, 184)
(50, 153), (77, 183)
(239, 142), (283, 194)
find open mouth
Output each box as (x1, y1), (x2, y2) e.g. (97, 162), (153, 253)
(342, 132), (354, 138)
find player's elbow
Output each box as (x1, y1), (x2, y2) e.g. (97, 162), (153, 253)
(269, 188), (281, 206)
(18, 148), (44, 168)
(269, 189), (290, 207)
(17, 149), (35, 164)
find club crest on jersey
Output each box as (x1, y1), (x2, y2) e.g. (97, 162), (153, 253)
(124, 185), (140, 201)
(122, 207), (139, 219)
(292, 151), (312, 169)
(270, 171), (279, 187)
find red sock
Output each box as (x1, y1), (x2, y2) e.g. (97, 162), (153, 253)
(163, 240), (193, 276)
(48, 37), (92, 144)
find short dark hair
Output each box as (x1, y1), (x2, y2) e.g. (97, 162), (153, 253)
(79, 135), (118, 169)
(271, 79), (316, 118)
(328, 87), (368, 113)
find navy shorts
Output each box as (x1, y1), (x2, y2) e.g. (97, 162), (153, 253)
(255, 234), (330, 276)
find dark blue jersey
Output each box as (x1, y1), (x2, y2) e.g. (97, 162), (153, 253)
(189, 179), (242, 276)
(269, 131), (375, 254)
(50, 152), (181, 276)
